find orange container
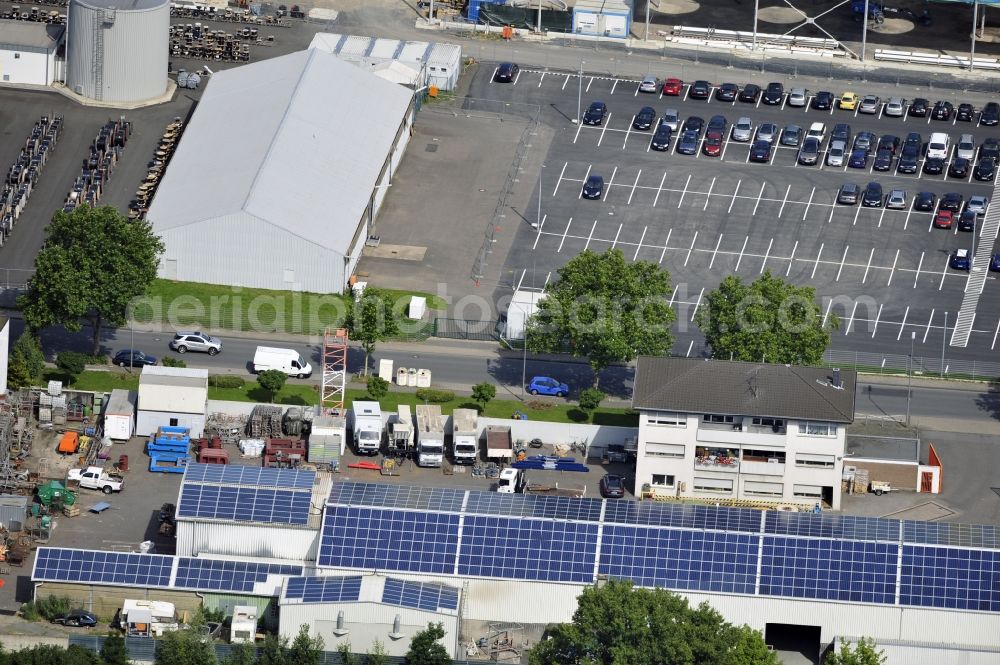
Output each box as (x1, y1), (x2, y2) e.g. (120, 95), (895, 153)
(57, 432), (80, 455)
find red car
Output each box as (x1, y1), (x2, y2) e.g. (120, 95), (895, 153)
(702, 132), (723, 156)
(933, 210), (954, 229)
(662, 77), (683, 96)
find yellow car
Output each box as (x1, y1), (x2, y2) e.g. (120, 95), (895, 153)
(839, 92), (859, 110)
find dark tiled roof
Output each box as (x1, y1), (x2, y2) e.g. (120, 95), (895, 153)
(632, 357), (856, 423)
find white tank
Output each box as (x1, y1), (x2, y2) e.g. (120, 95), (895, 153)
(67, 0), (170, 103)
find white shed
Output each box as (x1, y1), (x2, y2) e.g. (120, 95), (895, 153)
(572, 0), (632, 39)
(136, 366), (208, 438)
(0, 22), (65, 87)
(104, 388), (137, 441)
(502, 289), (543, 341)
(309, 32), (462, 91)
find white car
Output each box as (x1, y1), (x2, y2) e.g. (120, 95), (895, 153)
(788, 87), (807, 107)
(639, 75), (658, 93)
(956, 133), (976, 161)
(886, 189), (907, 210)
(662, 109), (680, 132)
(826, 140), (846, 167)
(731, 117), (753, 142)
(884, 97), (905, 117)
(807, 122), (827, 144)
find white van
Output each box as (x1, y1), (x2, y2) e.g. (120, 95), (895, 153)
(927, 132), (951, 160)
(252, 346), (313, 378)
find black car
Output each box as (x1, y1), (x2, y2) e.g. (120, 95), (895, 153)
(812, 91), (834, 110)
(604, 445), (629, 463)
(873, 148), (893, 172)
(762, 82), (784, 105)
(715, 82), (739, 101)
(949, 158), (971, 179)
(832, 123), (851, 144)
(908, 98), (929, 117)
(650, 122), (672, 151)
(583, 101), (607, 125)
(958, 210), (977, 232)
(682, 116), (705, 136)
(52, 610), (98, 628)
(853, 131), (876, 152)
(980, 137), (1000, 162)
(862, 182), (883, 207)
(493, 62), (519, 82)
(633, 106), (656, 130)
(113, 349), (157, 367)
(749, 139), (772, 163)
(582, 175), (604, 199)
(689, 80), (711, 99)
(739, 83), (761, 103)
(600, 474), (625, 499)
(981, 102), (1000, 126)
(706, 115), (727, 134)
(957, 103), (975, 121)
(897, 145), (919, 174)
(159, 502), (176, 524)
(904, 132), (922, 150)
(975, 158), (996, 181)
(878, 135), (901, 154)
(848, 148), (868, 169)
(932, 100), (954, 120)
(923, 158), (945, 175)
(677, 130), (700, 155)
(837, 182), (860, 205)
(940, 192), (964, 212)
(913, 191), (937, 211)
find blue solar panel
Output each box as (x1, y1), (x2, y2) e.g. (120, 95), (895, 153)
(759, 537), (897, 604)
(599, 526), (758, 593)
(900, 545), (1000, 611)
(177, 483), (311, 525)
(32, 548), (173, 587)
(284, 576), (363, 603)
(319, 507), (460, 574)
(765, 512), (900, 542)
(382, 578), (459, 613)
(459, 516), (598, 583)
(903, 521), (1000, 549)
(464, 492), (603, 522)
(184, 463), (314, 489)
(603, 500), (762, 533)
(174, 558), (303, 593)
(327, 482), (466, 514)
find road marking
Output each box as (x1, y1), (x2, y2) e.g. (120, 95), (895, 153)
(927, 206), (937, 232)
(846, 301), (858, 335)
(836, 246), (849, 281)
(586, 77), (594, 92)
(734, 235), (749, 271)
(914, 251), (924, 288)
(752, 182), (766, 216)
(853, 205), (863, 226)
(887, 249), (899, 286)
(677, 174), (692, 208)
(728, 180), (742, 213)
(778, 184), (792, 217)
(683, 86), (690, 101)
(604, 166), (618, 202)
(708, 233), (723, 270)
(573, 119), (584, 143)
(684, 231), (698, 266)
(871, 303), (884, 338)
(622, 118), (634, 149)
(896, 306), (910, 340)
(811, 244), (824, 279)
(939, 257), (949, 290)
(686, 340), (695, 357)
(827, 204), (836, 224)
(597, 114), (612, 147)
(862, 247), (874, 283)
(562, 74), (570, 90)
(992, 318), (1000, 350)
(659, 229), (672, 264)
(802, 186), (816, 221)
(878, 104), (884, 120)
(611, 79), (618, 95)
(877, 207), (886, 228)
(669, 285), (678, 306)
(538, 72), (545, 88)
(513, 69), (522, 85)
(786, 240), (798, 276)
(822, 298), (833, 327)
(760, 238), (773, 274)
(491, 66), (499, 81)
(703, 177), (716, 211)
(578, 164), (592, 199)
(690, 287), (705, 322)
(720, 137), (731, 161)
(922, 309), (934, 343)
(633, 226), (647, 260)
(583, 219), (597, 250)
(558, 217), (573, 252)
(532, 214), (547, 250)
(903, 206), (913, 231)
(611, 223), (623, 249)
(628, 170), (642, 204)
(653, 172), (667, 207)
(633, 82), (639, 97)
(553, 162), (568, 195)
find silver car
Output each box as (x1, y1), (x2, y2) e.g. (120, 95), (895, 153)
(639, 75), (658, 93)
(826, 140), (847, 167)
(956, 133), (976, 161)
(662, 109), (680, 132)
(798, 137), (821, 165)
(885, 96), (905, 117)
(788, 87), (807, 107)
(886, 189), (907, 210)
(859, 94), (881, 114)
(967, 195), (989, 215)
(731, 117), (753, 142)
(756, 122), (778, 143)
(170, 331), (223, 355)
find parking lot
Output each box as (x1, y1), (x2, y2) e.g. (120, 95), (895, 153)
(474, 67), (1000, 362)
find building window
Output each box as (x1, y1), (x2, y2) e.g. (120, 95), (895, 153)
(793, 484), (823, 498)
(648, 411), (685, 426)
(693, 477), (733, 493)
(801, 422), (836, 437)
(702, 414), (735, 424)
(796, 453), (836, 468)
(744, 480), (783, 496)
(440, 67), (448, 73)
(645, 442), (685, 458)
(14, 53), (20, 59)
(742, 449), (786, 464)
(169, 418), (179, 427)
(695, 446), (738, 468)
(651, 474), (675, 487)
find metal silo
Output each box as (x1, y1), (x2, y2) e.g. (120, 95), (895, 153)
(67, 0), (169, 103)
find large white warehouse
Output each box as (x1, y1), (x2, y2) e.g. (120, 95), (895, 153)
(147, 48), (415, 293)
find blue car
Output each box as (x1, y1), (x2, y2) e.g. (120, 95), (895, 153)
(950, 249), (971, 271)
(990, 253), (1000, 272)
(847, 148), (868, 169)
(528, 376), (569, 397)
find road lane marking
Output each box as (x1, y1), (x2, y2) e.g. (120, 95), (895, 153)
(684, 231), (698, 266)
(558, 217), (573, 252)
(811, 243), (824, 279)
(708, 233), (723, 269)
(896, 306), (910, 340)
(836, 246), (849, 281)
(553, 162), (568, 195)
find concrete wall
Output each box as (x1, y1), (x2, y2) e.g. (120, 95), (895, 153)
(0, 633), (68, 651)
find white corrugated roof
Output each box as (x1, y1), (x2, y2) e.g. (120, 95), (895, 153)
(138, 366), (208, 413)
(147, 49), (412, 254)
(371, 60), (421, 86)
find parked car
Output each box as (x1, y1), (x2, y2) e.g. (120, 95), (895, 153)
(858, 94), (881, 114)
(633, 106), (656, 130)
(886, 189), (907, 210)
(677, 130), (700, 154)
(839, 91), (859, 110)
(853, 131), (876, 152)
(956, 134), (976, 161)
(940, 192), (964, 212)
(990, 253), (1000, 272)
(52, 610), (98, 628)
(762, 82), (784, 104)
(832, 123), (851, 144)
(600, 474), (625, 499)
(780, 124), (802, 147)
(582, 175), (604, 199)
(650, 122), (672, 151)
(966, 195), (989, 215)
(932, 100), (954, 120)
(493, 62), (519, 82)
(583, 101), (607, 125)
(933, 210), (954, 229)
(974, 158), (996, 181)
(528, 376), (569, 397)
(913, 191), (937, 211)
(950, 248), (971, 271)
(715, 82), (739, 101)
(904, 132), (922, 150)
(113, 349), (156, 367)
(738, 83), (761, 103)
(604, 444), (629, 463)
(706, 115), (727, 135)
(922, 158), (945, 175)
(956, 103), (975, 121)
(897, 145), (920, 174)
(807, 122), (827, 143)
(949, 158), (970, 179)
(908, 97), (929, 117)
(797, 137), (820, 165)
(788, 87), (807, 107)
(749, 140), (772, 163)
(878, 134), (901, 154)
(756, 122), (778, 143)
(638, 74), (658, 93)
(980, 137), (1000, 162)
(847, 148), (868, 169)
(826, 140), (847, 167)
(812, 90), (834, 110)
(862, 182), (883, 207)
(981, 102), (1000, 126)
(731, 117), (753, 142)
(873, 148), (893, 172)
(662, 77), (683, 96)
(682, 116), (705, 136)
(662, 108), (681, 132)
(957, 210), (977, 232)
(170, 331), (222, 355)
(884, 97), (905, 117)
(702, 131), (724, 157)
(689, 80), (711, 99)
(837, 182), (860, 205)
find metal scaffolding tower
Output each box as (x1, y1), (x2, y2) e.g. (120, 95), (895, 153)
(321, 328), (349, 415)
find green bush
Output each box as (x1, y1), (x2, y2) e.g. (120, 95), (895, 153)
(162, 357), (187, 368)
(23, 595), (72, 621)
(367, 376), (390, 401)
(578, 388), (606, 412)
(208, 375), (244, 388)
(415, 388), (455, 403)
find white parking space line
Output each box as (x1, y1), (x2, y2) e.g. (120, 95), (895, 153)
(611, 223), (623, 249)
(887, 249), (900, 286)
(708, 234), (723, 269)
(927, 208), (936, 232)
(553, 162), (568, 195)
(822, 299), (833, 327)
(786, 240), (798, 277)
(735, 235), (749, 271)
(703, 177), (716, 211)
(871, 303), (884, 338)
(659, 229), (672, 264)
(923, 309), (935, 343)
(633, 83), (639, 97)
(573, 119), (584, 143)
(992, 318), (1000, 350)
(531, 214), (548, 250)
(677, 174), (692, 208)
(586, 77), (594, 92)
(628, 170), (642, 204)
(562, 74), (570, 90)
(761, 238), (773, 274)
(686, 340), (695, 357)
(728, 180), (742, 213)
(903, 207), (913, 231)
(756, 96), (762, 109)
(811, 244), (824, 279)
(690, 287), (705, 322)
(913, 252), (924, 288)
(938, 257), (949, 290)
(862, 248), (874, 283)
(622, 119), (634, 149)
(583, 219), (596, 250)
(720, 138), (731, 161)
(878, 105), (884, 120)
(491, 66), (499, 81)
(802, 187), (816, 221)
(558, 217), (573, 252)
(578, 165), (592, 199)
(852, 205), (863, 226)
(897, 306), (910, 340)
(846, 301), (858, 335)
(538, 72), (545, 88)
(877, 208), (887, 228)
(611, 80), (619, 95)
(597, 115), (612, 147)
(513, 69), (522, 85)
(836, 246), (849, 281)
(653, 172), (666, 207)
(778, 184), (792, 218)
(604, 166), (618, 201)
(683, 86), (690, 101)
(827, 205), (836, 224)
(633, 226), (647, 260)
(753, 182), (766, 216)
(684, 231), (698, 266)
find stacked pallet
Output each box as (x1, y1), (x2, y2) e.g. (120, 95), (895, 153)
(247, 405), (283, 438)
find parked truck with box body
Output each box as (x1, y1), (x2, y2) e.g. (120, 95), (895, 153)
(119, 599), (179, 638)
(388, 405), (414, 458)
(415, 404), (445, 467)
(352, 401), (383, 456)
(451, 408), (479, 464)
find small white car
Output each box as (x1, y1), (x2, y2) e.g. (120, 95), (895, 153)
(826, 140), (847, 167)
(731, 117), (753, 142)
(807, 122), (827, 144)
(884, 97), (905, 117)
(638, 75), (658, 93)
(886, 189), (907, 210)
(788, 87), (807, 107)
(956, 133), (976, 161)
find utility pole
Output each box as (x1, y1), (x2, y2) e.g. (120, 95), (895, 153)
(576, 60), (584, 124)
(970, 0), (978, 71)
(941, 312), (947, 376)
(906, 331), (915, 427)
(861, 0), (870, 62)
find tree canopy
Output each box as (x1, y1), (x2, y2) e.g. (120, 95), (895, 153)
(405, 622), (451, 664)
(526, 249), (675, 386)
(528, 580), (778, 665)
(346, 288), (400, 375)
(19, 205), (163, 355)
(825, 638), (886, 665)
(695, 270), (836, 365)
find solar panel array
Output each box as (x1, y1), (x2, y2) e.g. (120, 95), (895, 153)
(184, 463), (315, 489)
(900, 545), (1000, 612)
(382, 578), (460, 613)
(175, 558), (303, 593)
(284, 576), (363, 604)
(465, 492), (603, 522)
(327, 482), (466, 513)
(459, 517), (598, 583)
(33, 548), (173, 588)
(603, 500), (762, 533)
(764, 511), (900, 542)
(903, 521), (1000, 549)
(177, 484), (312, 525)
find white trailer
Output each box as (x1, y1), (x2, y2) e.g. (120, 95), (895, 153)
(104, 389), (137, 441)
(351, 401), (383, 456)
(229, 605), (258, 644)
(309, 414), (346, 466)
(415, 404), (444, 467)
(122, 599), (179, 637)
(451, 408), (479, 465)
(388, 405), (414, 457)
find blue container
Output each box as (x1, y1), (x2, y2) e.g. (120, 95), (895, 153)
(467, 0), (505, 23)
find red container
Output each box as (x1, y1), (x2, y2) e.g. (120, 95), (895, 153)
(118, 454), (129, 472)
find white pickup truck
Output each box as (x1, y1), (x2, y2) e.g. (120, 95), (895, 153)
(67, 466), (124, 494)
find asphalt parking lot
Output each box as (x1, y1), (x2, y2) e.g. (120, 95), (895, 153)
(473, 67), (1000, 362)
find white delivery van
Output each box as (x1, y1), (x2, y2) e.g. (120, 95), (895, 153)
(252, 346), (313, 378)
(927, 132), (950, 160)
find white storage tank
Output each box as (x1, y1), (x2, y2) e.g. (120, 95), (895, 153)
(66, 0), (170, 103)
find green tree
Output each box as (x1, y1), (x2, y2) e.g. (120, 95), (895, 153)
(335, 641), (359, 665)
(289, 625), (324, 665)
(256, 370), (288, 403)
(347, 288), (400, 376)
(695, 270), (836, 366)
(526, 249), (675, 387)
(256, 634), (289, 665)
(19, 205), (163, 355)
(154, 627), (217, 665)
(101, 630), (130, 665)
(578, 387), (605, 412)
(219, 644), (255, 665)
(528, 580), (778, 665)
(471, 382), (496, 411)
(366, 375), (390, 401)
(56, 351), (88, 385)
(825, 638), (886, 665)
(405, 622), (451, 665)
(8, 333), (46, 389)
(367, 640), (389, 665)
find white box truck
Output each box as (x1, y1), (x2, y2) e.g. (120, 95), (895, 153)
(103, 389), (137, 441)
(388, 405), (414, 457)
(415, 404), (445, 467)
(252, 346), (313, 378)
(451, 408), (479, 465)
(352, 401), (383, 456)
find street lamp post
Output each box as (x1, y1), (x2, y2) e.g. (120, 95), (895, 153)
(906, 331), (915, 426)
(576, 60), (585, 124)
